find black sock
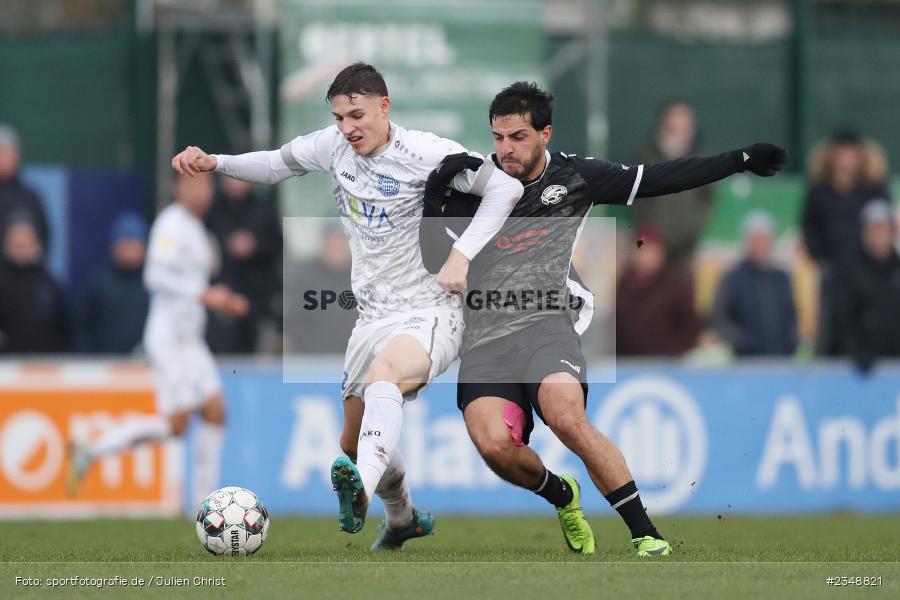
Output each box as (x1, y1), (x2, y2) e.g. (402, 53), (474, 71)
(605, 481), (662, 540)
(530, 468), (574, 508)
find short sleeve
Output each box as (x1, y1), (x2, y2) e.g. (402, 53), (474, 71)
(568, 155), (643, 206)
(279, 126), (339, 175)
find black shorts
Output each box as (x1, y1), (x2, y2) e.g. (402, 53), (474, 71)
(457, 316), (588, 445)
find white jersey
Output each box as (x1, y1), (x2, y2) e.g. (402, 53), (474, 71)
(143, 203), (216, 339)
(216, 122), (520, 320)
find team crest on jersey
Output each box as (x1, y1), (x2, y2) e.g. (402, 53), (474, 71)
(377, 173), (400, 197)
(541, 184), (568, 205)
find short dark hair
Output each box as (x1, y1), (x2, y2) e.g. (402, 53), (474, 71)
(326, 63), (389, 103)
(489, 82), (553, 130)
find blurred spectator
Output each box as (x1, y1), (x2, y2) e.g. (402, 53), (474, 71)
(0, 124), (50, 249)
(709, 211), (797, 356)
(0, 216), (66, 353)
(286, 224), (355, 354)
(76, 212), (150, 354)
(616, 226), (699, 356)
(205, 176), (283, 354)
(802, 131), (890, 354)
(833, 201), (900, 372)
(632, 100), (714, 270)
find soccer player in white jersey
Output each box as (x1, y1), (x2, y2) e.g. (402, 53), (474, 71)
(169, 63), (523, 550)
(67, 173), (248, 506)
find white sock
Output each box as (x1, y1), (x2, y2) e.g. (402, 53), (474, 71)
(90, 414), (172, 457)
(374, 450), (414, 530)
(192, 421), (225, 506)
(356, 381), (404, 503)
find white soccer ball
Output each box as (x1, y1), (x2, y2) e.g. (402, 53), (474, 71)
(195, 486), (270, 556)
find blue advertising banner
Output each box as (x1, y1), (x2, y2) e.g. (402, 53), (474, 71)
(193, 362), (900, 516)
(20, 166), (145, 300)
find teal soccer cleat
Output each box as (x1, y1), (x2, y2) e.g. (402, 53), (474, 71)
(330, 456), (368, 533)
(370, 509), (435, 551)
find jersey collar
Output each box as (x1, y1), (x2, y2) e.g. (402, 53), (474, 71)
(367, 122), (398, 158)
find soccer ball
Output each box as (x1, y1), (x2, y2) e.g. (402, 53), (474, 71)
(196, 486), (269, 556)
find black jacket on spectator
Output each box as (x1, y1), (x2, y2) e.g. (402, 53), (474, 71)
(205, 191), (283, 353)
(0, 176), (50, 250)
(833, 249), (900, 370)
(0, 258), (67, 353)
(710, 260), (798, 356)
(802, 182), (888, 267)
(76, 265), (149, 354)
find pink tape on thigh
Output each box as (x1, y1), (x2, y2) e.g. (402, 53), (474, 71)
(503, 402), (526, 447)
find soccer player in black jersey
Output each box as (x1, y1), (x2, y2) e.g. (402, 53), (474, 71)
(420, 82), (786, 557)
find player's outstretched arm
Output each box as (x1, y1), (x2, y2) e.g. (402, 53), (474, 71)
(171, 146), (295, 185)
(579, 143), (787, 206)
(634, 143), (787, 200)
(172, 127), (337, 184)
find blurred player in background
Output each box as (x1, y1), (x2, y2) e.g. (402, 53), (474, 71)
(421, 82), (785, 556)
(169, 63), (522, 550)
(67, 173), (248, 506)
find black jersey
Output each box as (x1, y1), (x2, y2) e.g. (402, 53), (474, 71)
(420, 148), (742, 353)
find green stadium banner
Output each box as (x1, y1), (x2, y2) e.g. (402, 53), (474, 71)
(278, 0), (543, 216)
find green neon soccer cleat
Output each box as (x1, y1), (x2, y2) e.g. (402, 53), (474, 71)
(556, 474), (596, 555)
(633, 536), (672, 557)
(330, 456), (368, 533)
(370, 509), (435, 551)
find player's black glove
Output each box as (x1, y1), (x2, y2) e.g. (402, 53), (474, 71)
(423, 152), (484, 213)
(732, 143), (787, 177)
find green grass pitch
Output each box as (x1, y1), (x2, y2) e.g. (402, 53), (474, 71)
(2, 515), (898, 599)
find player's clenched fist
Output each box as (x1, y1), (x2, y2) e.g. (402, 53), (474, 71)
(436, 248), (470, 294)
(171, 145), (217, 176)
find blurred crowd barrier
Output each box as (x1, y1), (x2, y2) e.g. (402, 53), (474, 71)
(2, 359), (898, 518)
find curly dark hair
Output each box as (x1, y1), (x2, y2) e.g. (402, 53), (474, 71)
(488, 81), (553, 130)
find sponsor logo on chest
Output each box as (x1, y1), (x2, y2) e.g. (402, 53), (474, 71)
(540, 184), (568, 205)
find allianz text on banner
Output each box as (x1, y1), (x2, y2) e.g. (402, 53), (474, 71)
(201, 361), (900, 516)
(0, 363), (179, 518)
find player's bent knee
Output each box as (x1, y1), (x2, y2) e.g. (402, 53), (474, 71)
(474, 433), (516, 467)
(547, 412), (590, 444)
